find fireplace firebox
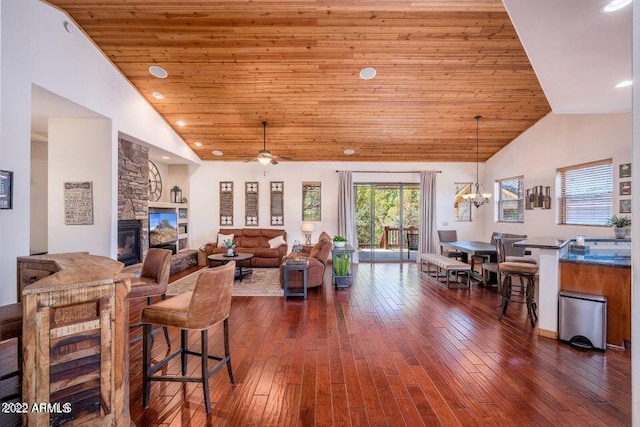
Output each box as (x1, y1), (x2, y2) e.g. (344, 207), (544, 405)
(118, 220), (142, 266)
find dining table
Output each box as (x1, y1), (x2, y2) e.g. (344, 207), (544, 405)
(439, 240), (497, 281)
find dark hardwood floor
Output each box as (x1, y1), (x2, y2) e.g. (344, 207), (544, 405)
(1, 263), (631, 426)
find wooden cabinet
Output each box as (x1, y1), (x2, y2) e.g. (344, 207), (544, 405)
(560, 261), (631, 348)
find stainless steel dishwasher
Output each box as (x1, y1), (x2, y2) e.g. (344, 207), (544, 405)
(559, 291), (607, 351)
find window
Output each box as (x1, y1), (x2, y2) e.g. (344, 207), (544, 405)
(302, 182), (321, 221)
(496, 176), (524, 223)
(557, 159), (612, 226)
(454, 183), (472, 221)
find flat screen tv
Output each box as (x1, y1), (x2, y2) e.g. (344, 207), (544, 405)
(149, 212), (178, 246)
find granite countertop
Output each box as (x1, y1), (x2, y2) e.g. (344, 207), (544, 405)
(513, 237), (572, 250)
(561, 249), (631, 268)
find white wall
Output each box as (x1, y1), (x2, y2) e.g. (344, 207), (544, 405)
(484, 112), (632, 240)
(30, 140), (47, 254)
(189, 161), (487, 250)
(48, 118), (112, 255)
(0, 0), (200, 304)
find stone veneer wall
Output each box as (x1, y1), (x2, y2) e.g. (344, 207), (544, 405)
(118, 139), (149, 258)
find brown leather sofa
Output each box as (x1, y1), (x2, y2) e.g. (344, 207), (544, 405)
(279, 231), (332, 289)
(202, 228), (287, 268)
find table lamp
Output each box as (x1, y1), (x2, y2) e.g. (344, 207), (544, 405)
(302, 222), (315, 245)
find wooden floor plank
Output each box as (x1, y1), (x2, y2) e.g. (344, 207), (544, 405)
(1, 263), (631, 426)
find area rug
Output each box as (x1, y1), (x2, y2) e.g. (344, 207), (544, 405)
(166, 267), (283, 297)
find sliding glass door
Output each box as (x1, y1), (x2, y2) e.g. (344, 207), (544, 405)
(355, 183), (420, 262)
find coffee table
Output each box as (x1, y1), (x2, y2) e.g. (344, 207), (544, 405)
(207, 252), (254, 282)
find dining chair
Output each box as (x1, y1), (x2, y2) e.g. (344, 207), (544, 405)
(437, 230), (464, 260)
(141, 262), (236, 415)
(406, 231), (419, 259)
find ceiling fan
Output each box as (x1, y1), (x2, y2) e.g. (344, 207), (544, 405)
(248, 121), (291, 165)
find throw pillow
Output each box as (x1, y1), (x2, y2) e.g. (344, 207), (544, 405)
(268, 235), (286, 249)
(217, 233), (234, 248)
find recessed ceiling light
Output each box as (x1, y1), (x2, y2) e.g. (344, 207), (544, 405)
(615, 80), (632, 88)
(161, 156), (170, 160)
(148, 65), (168, 79)
(212, 150), (223, 157)
(193, 141), (203, 147)
(176, 120), (186, 127)
(603, 0), (631, 12)
(63, 21), (75, 34)
(359, 67), (377, 80)
(344, 149), (355, 155)
(152, 92), (165, 99)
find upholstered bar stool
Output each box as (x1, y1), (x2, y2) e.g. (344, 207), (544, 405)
(129, 248), (172, 347)
(498, 261), (539, 327)
(141, 262), (236, 415)
(0, 302), (23, 402)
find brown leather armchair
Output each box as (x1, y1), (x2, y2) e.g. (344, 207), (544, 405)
(280, 232), (332, 289)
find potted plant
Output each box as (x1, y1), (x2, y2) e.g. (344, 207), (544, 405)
(333, 235), (347, 248)
(606, 215), (631, 239)
(222, 239), (236, 256)
(333, 254), (352, 287)
(291, 240), (303, 261)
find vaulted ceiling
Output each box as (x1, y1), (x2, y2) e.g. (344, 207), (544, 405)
(45, 0), (551, 162)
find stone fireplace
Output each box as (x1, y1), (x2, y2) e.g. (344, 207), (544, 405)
(117, 220), (142, 265)
(118, 138), (149, 262)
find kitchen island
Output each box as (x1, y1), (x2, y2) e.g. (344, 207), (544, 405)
(560, 239), (631, 348)
(18, 252), (132, 426)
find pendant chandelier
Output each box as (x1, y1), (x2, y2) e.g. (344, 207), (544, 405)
(462, 115), (492, 208)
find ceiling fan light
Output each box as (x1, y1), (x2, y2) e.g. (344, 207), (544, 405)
(258, 156), (271, 166)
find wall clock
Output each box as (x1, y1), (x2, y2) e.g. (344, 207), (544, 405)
(148, 160), (162, 202)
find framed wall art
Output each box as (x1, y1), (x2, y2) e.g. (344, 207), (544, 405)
(619, 163), (631, 178)
(64, 181), (94, 225)
(620, 181), (631, 196)
(620, 199), (631, 214)
(0, 170), (13, 209)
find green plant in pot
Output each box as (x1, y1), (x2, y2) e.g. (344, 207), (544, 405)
(333, 235), (347, 248)
(333, 254), (352, 287)
(606, 215), (631, 239)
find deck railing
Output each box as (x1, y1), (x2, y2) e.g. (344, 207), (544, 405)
(379, 226), (418, 249)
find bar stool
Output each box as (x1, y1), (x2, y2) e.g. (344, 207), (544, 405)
(498, 261), (538, 327)
(129, 248), (172, 347)
(141, 262), (236, 415)
(0, 303), (23, 402)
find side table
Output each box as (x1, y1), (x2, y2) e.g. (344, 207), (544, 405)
(282, 260), (309, 299)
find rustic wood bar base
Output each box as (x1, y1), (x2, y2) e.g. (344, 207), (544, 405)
(18, 253), (132, 426)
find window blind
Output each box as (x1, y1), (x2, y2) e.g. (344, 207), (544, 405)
(557, 159), (612, 226)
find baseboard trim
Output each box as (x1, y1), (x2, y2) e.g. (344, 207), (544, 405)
(538, 328), (558, 339)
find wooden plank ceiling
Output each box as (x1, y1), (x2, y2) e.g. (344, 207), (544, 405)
(46, 0), (551, 162)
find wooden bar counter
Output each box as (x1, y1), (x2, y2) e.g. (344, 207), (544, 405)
(17, 252), (131, 426)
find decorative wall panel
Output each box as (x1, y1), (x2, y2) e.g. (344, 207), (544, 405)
(270, 181), (284, 226)
(245, 182), (259, 226)
(220, 181), (233, 225)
